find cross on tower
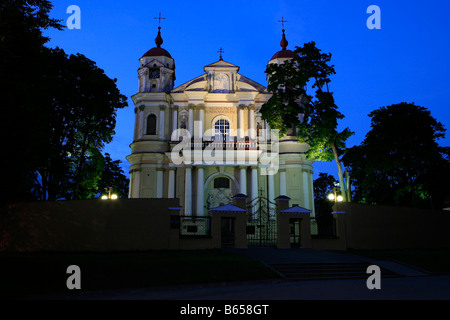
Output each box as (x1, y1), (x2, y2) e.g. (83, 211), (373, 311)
(217, 47), (224, 60)
(278, 16), (287, 29)
(154, 12), (165, 27)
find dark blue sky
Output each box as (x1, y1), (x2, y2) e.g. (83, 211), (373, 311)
(44, 0), (450, 179)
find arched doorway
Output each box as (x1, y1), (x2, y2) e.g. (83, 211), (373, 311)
(205, 172), (239, 210)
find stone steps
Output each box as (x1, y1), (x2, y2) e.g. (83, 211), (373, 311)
(268, 262), (402, 281)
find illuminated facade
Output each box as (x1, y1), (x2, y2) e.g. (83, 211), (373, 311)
(126, 24), (315, 217)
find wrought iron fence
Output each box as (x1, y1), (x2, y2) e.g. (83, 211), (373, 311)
(178, 215), (211, 238)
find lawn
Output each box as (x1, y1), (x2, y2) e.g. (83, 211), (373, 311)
(0, 249), (279, 299)
(350, 249), (450, 274)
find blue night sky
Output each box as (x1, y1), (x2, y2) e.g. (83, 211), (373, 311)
(43, 0), (450, 180)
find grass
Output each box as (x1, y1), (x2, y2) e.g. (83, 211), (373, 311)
(349, 249), (450, 273)
(0, 249), (279, 299)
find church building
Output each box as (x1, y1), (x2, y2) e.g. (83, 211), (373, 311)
(126, 22), (315, 219)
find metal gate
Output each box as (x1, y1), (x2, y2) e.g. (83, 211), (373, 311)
(246, 196), (277, 247)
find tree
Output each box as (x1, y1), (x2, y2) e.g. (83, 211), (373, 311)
(97, 153), (129, 199)
(343, 102), (450, 208)
(32, 47), (128, 200)
(313, 173), (338, 235)
(0, 0), (63, 203)
(261, 41), (353, 201)
(0, 1), (128, 203)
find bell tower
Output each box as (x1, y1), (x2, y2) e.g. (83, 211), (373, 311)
(137, 14), (175, 93)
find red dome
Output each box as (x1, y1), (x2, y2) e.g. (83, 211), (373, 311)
(271, 49), (297, 60)
(270, 28), (297, 60)
(142, 47), (172, 58)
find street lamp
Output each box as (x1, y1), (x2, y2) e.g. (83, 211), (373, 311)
(101, 187), (118, 200)
(327, 183), (343, 203)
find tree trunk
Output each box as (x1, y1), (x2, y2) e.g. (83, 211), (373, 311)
(331, 141), (347, 202)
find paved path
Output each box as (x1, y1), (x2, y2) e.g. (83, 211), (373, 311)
(42, 248), (450, 300)
(223, 248), (431, 277)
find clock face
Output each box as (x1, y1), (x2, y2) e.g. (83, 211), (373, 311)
(149, 68), (159, 79)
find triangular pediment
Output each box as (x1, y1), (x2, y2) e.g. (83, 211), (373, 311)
(204, 59), (239, 69)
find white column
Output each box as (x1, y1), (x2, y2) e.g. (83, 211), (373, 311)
(251, 167), (258, 219)
(238, 106), (244, 139)
(168, 168), (175, 198)
(188, 107), (194, 133)
(184, 166), (192, 216)
(159, 106), (165, 139)
(198, 107), (204, 139)
(302, 170), (310, 210)
(268, 171), (275, 202)
(134, 107), (139, 141)
(196, 167), (204, 216)
(239, 167), (247, 195)
(248, 106), (255, 139)
(156, 169), (164, 198)
(279, 169), (286, 196)
(138, 106), (145, 139)
(132, 169), (141, 198)
(268, 170), (275, 217)
(172, 107), (178, 140)
(251, 167), (258, 200)
(265, 121), (271, 140)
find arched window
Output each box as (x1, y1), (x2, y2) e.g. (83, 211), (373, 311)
(215, 119), (230, 141)
(214, 177), (230, 189)
(146, 114), (157, 135)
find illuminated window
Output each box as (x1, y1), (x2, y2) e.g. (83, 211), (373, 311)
(146, 114), (157, 135)
(214, 177), (230, 189)
(215, 119), (230, 140)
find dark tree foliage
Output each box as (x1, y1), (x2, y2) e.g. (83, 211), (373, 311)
(0, 0), (128, 203)
(0, 0), (64, 203)
(261, 41), (353, 201)
(34, 48), (128, 200)
(313, 173), (338, 235)
(97, 153), (129, 199)
(343, 102), (450, 208)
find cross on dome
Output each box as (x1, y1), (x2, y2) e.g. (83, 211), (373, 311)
(154, 12), (166, 27)
(217, 47), (224, 60)
(278, 16), (287, 29)
(153, 12), (166, 48)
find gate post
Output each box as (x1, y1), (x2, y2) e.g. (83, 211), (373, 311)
(233, 193), (248, 209)
(275, 196), (291, 248)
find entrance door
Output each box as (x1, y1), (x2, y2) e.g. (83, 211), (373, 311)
(289, 218), (301, 248)
(221, 217), (235, 247)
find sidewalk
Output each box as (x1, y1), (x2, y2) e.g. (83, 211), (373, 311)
(49, 248), (450, 300)
(223, 248), (431, 277)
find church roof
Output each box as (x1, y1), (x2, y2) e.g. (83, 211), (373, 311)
(143, 47), (172, 58)
(142, 25), (172, 58)
(209, 204), (247, 213)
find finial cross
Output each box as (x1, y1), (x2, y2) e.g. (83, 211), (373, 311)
(217, 47), (224, 60)
(278, 16), (287, 29)
(154, 12), (165, 27)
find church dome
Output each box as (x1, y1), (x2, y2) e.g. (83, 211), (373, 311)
(270, 29), (297, 60)
(143, 47), (172, 58)
(142, 25), (172, 58)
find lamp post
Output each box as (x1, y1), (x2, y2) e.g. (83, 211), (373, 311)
(101, 187), (118, 200)
(327, 183), (343, 203)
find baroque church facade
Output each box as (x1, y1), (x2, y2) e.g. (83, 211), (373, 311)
(126, 23), (315, 218)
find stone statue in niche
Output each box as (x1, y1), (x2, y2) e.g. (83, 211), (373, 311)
(207, 188), (232, 209)
(213, 73), (230, 93)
